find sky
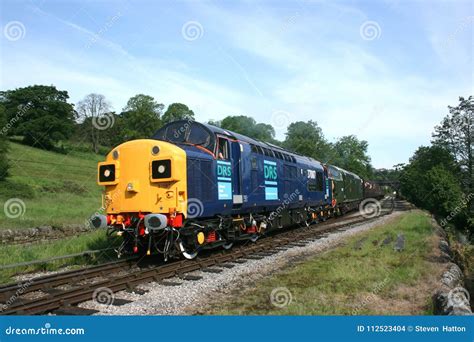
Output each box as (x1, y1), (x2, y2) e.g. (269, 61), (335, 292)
(0, 0), (472, 168)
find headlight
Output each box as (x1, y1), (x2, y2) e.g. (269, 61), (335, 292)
(151, 160), (171, 179)
(99, 164), (116, 182)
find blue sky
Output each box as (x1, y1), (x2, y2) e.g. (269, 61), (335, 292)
(1, 0), (472, 168)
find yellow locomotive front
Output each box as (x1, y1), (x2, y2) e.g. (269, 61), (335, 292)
(91, 139), (188, 258)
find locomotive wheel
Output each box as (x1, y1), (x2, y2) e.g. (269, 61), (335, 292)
(178, 241), (198, 260)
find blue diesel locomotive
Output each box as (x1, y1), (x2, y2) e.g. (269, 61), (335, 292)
(92, 120), (370, 260)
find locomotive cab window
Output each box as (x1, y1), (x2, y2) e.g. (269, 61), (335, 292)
(217, 138), (230, 160)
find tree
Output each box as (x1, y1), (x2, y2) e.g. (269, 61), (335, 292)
(74, 112), (124, 149)
(162, 103), (195, 124)
(219, 115), (276, 142)
(373, 167), (401, 182)
(283, 121), (330, 161)
(399, 145), (469, 230)
(0, 104), (9, 180)
(330, 135), (373, 179)
(0, 85), (75, 150)
(432, 96), (473, 212)
(76, 94), (112, 153)
(208, 119), (221, 127)
(121, 94), (163, 140)
(424, 166), (465, 219)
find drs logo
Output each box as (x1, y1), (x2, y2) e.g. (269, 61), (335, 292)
(217, 160), (232, 200)
(263, 160), (278, 200)
(217, 164), (232, 177)
(264, 164), (277, 181)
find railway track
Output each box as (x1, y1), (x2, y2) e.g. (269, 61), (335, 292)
(0, 197), (410, 315)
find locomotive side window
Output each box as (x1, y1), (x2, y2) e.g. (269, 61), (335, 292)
(217, 138), (229, 159)
(316, 171), (324, 191)
(284, 164), (297, 179)
(307, 169), (317, 191)
(251, 156), (258, 170)
(307, 170), (324, 192)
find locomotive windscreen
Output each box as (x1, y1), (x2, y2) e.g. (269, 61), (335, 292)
(153, 121), (215, 152)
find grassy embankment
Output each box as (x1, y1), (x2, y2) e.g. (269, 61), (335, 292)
(0, 142), (103, 229)
(0, 142), (119, 283)
(0, 230), (121, 284)
(210, 211), (441, 315)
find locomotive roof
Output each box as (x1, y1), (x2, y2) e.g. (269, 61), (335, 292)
(154, 120), (324, 168)
(199, 122), (323, 165)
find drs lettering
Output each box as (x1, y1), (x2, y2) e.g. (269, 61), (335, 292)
(217, 164), (232, 177)
(264, 164), (277, 181)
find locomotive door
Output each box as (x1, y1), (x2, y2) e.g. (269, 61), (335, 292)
(216, 135), (242, 209)
(230, 140), (243, 208)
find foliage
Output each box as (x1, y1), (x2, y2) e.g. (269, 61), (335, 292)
(0, 104), (9, 180)
(399, 145), (468, 230)
(217, 115), (277, 143)
(283, 121), (331, 161)
(74, 114), (124, 149)
(162, 103), (195, 124)
(0, 85), (75, 150)
(373, 167), (401, 182)
(76, 93), (112, 153)
(329, 135), (373, 179)
(121, 94), (164, 140)
(432, 96), (473, 215)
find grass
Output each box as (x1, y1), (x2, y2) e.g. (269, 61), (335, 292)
(0, 229), (121, 284)
(0, 142), (104, 229)
(209, 211), (438, 315)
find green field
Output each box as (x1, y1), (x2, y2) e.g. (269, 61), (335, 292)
(209, 211), (439, 315)
(0, 142), (104, 229)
